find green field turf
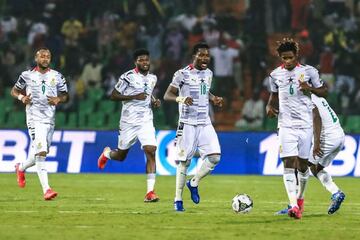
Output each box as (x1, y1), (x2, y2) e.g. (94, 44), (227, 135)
(0, 173), (359, 240)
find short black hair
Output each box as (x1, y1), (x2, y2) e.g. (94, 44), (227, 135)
(192, 42), (209, 55)
(276, 38), (299, 56)
(133, 48), (149, 61)
(35, 47), (51, 54)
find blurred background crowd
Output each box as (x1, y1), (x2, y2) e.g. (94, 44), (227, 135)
(1, 0), (360, 132)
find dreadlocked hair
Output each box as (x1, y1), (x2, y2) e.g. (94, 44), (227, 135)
(276, 38), (299, 56)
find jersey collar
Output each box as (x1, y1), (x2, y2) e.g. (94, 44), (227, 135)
(33, 66), (51, 73)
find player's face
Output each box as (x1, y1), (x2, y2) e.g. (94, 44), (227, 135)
(135, 55), (150, 73)
(35, 50), (51, 69)
(280, 51), (297, 70)
(194, 48), (210, 70)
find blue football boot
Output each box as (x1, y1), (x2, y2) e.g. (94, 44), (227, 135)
(186, 180), (200, 204)
(328, 191), (345, 215)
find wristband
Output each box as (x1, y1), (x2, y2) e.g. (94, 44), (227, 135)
(18, 94), (25, 101)
(176, 96), (187, 103)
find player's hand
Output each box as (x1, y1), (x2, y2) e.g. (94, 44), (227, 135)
(266, 105), (279, 118)
(313, 143), (324, 158)
(183, 97), (193, 106)
(299, 81), (311, 92)
(212, 96), (224, 107)
(132, 92), (147, 100)
(152, 98), (161, 108)
(21, 94), (32, 105)
(47, 96), (61, 106)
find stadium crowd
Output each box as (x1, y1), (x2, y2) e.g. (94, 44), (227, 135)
(1, 0), (360, 131)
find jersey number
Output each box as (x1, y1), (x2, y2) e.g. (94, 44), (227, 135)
(322, 101), (337, 123)
(200, 83), (206, 95)
(42, 85), (46, 94)
(289, 84), (294, 95)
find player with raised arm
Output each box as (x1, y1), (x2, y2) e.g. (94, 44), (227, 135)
(163, 42), (224, 211)
(266, 38), (327, 219)
(12, 47), (69, 200)
(97, 49), (161, 202)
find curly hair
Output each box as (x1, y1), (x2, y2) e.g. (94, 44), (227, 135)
(276, 38), (299, 56)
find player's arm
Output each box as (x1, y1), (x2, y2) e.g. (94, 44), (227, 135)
(299, 67), (328, 98)
(266, 92), (279, 118)
(110, 89), (147, 101)
(163, 85), (193, 106)
(313, 106), (324, 158)
(299, 83), (328, 98)
(11, 86), (32, 105)
(209, 92), (223, 107)
(151, 95), (161, 108)
(47, 91), (69, 106)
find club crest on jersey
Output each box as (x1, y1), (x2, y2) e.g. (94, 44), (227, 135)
(178, 149), (185, 157)
(298, 74), (305, 82)
(50, 78), (56, 86)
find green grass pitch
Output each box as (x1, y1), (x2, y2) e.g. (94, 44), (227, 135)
(0, 173), (359, 240)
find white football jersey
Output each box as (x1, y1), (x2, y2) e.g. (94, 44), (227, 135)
(171, 64), (212, 125)
(311, 94), (343, 136)
(269, 64), (323, 128)
(115, 68), (157, 126)
(15, 67), (68, 125)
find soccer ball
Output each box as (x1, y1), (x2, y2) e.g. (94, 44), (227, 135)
(232, 193), (253, 213)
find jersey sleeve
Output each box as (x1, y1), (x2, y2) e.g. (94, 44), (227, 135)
(269, 74), (278, 92)
(114, 74), (130, 94)
(14, 73), (27, 90)
(170, 70), (183, 89)
(57, 73), (68, 92)
(307, 67), (323, 88)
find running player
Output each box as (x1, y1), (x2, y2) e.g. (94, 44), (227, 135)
(12, 47), (69, 200)
(163, 42), (224, 211)
(97, 49), (161, 202)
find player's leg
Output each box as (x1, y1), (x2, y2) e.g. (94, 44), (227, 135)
(190, 124), (221, 186)
(138, 121), (159, 202)
(142, 145), (159, 202)
(174, 123), (196, 211)
(16, 125), (36, 187)
(34, 123), (57, 200)
(309, 135), (345, 214)
(174, 159), (191, 211)
(295, 127), (313, 213)
(279, 127), (301, 219)
(98, 124), (136, 169)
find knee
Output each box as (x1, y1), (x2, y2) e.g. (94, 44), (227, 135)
(309, 164), (317, 177)
(282, 157), (296, 168)
(144, 145), (157, 156)
(206, 154), (221, 170)
(36, 151), (47, 157)
(297, 160), (309, 173)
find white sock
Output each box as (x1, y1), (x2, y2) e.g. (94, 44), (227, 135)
(190, 158), (213, 187)
(297, 169), (309, 199)
(283, 168), (297, 207)
(20, 155), (35, 171)
(175, 161), (188, 201)
(104, 148), (111, 159)
(147, 173), (156, 193)
(317, 170), (339, 194)
(35, 155), (50, 194)
(20, 146), (36, 171)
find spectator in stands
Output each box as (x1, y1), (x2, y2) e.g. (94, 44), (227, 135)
(80, 54), (103, 89)
(61, 16), (84, 47)
(235, 89), (264, 130)
(210, 39), (238, 106)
